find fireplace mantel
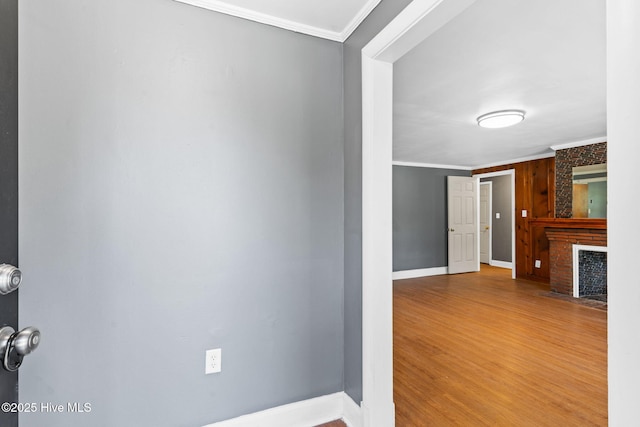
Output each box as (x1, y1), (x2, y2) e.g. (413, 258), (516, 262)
(529, 218), (607, 230)
(534, 218), (607, 295)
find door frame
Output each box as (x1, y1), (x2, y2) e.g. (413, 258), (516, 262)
(473, 170), (516, 279)
(0, 0), (19, 425)
(361, 0), (478, 423)
(362, 0), (638, 425)
(479, 180), (492, 265)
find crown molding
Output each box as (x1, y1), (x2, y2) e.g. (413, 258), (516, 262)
(174, 0), (382, 42)
(392, 150), (557, 171)
(395, 138), (608, 171)
(471, 151), (556, 170)
(341, 0), (383, 41)
(550, 136), (607, 151)
(392, 160), (472, 170)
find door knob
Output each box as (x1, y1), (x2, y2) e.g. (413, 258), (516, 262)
(0, 264), (22, 295)
(12, 327), (40, 356)
(0, 325), (41, 371)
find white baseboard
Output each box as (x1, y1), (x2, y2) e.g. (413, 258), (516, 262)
(341, 393), (364, 427)
(490, 260), (512, 270)
(392, 266), (448, 280)
(203, 392), (362, 427)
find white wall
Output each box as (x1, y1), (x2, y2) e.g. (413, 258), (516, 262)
(607, 0), (640, 424)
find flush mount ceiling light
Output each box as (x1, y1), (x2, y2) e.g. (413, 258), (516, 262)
(477, 110), (526, 129)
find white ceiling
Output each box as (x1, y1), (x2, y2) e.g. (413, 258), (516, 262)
(393, 0), (606, 168)
(173, 0), (382, 41)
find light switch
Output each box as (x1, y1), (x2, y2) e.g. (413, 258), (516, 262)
(521, 210), (527, 218)
(535, 260), (541, 268)
(495, 213), (500, 219)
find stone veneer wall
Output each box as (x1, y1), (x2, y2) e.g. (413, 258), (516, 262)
(555, 142), (607, 218)
(579, 251), (607, 296)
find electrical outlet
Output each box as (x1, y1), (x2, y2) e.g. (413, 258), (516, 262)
(206, 348), (221, 374)
(535, 260), (541, 268)
(495, 212), (500, 219)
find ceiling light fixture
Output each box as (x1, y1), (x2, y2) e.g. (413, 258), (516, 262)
(477, 110), (525, 129)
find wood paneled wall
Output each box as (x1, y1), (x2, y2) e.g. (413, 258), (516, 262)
(474, 157), (555, 282)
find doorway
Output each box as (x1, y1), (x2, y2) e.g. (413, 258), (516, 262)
(479, 181), (492, 264)
(360, 0), (618, 424)
(361, 2), (480, 422)
(474, 169), (515, 279)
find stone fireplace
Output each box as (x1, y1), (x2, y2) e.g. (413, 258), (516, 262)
(572, 244), (607, 299)
(555, 141), (607, 218)
(529, 141), (608, 299)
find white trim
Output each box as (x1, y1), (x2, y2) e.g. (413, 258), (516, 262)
(474, 169), (516, 279)
(475, 170), (513, 179)
(572, 244), (608, 298)
(480, 181), (493, 265)
(341, 0), (384, 42)
(392, 160), (472, 170)
(342, 393), (364, 427)
(490, 260), (513, 270)
(550, 136), (608, 151)
(573, 177), (607, 184)
(173, 0), (383, 42)
(608, 1), (640, 420)
(394, 151), (558, 173)
(361, 53), (395, 427)
(361, 2), (478, 426)
(476, 176), (481, 272)
(510, 171), (515, 279)
(362, 0), (477, 61)
(202, 392), (361, 427)
(472, 151), (555, 170)
(392, 267), (448, 280)
(173, 0), (344, 41)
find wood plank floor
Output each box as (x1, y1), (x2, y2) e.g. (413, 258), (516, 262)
(394, 265), (607, 427)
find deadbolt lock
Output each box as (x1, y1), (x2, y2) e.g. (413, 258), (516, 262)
(0, 264), (22, 295)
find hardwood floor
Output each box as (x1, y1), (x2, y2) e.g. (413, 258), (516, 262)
(394, 265), (607, 426)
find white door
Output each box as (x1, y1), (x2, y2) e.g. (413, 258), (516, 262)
(447, 176), (480, 274)
(479, 181), (491, 264)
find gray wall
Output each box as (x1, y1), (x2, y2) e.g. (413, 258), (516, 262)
(481, 175), (512, 263)
(588, 181), (607, 218)
(343, 0), (413, 403)
(393, 166), (470, 271)
(19, 1), (344, 425)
